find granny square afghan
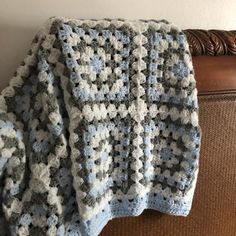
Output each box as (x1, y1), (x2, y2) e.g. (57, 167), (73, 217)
(0, 17), (201, 236)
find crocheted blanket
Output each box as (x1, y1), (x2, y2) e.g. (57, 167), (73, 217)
(0, 17), (201, 236)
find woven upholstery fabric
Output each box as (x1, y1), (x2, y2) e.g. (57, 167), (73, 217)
(0, 17), (201, 236)
(100, 94), (236, 236)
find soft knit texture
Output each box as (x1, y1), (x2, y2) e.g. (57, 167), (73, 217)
(0, 17), (201, 236)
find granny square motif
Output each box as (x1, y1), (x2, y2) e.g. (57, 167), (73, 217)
(0, 17), (201, 236)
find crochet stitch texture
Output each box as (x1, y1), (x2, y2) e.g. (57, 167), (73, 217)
(0, 17), (201, 236)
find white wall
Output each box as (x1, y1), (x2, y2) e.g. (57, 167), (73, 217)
(1, 0), (236, 89)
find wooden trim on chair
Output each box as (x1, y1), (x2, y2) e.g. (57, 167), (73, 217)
(183, 29), (236, 95)
(183, 29), (236, 56)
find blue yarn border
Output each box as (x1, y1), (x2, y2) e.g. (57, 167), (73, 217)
(80, 191), (193, 236)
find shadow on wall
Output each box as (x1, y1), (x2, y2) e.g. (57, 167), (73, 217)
(0, 24), (38, 91)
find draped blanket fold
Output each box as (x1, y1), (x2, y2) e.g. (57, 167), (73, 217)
(0, 17), (201, 236)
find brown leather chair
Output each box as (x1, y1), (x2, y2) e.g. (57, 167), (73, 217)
(100, 30), (236, 236)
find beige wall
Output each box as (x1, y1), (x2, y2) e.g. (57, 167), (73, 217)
(0, 0), (236, 90)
